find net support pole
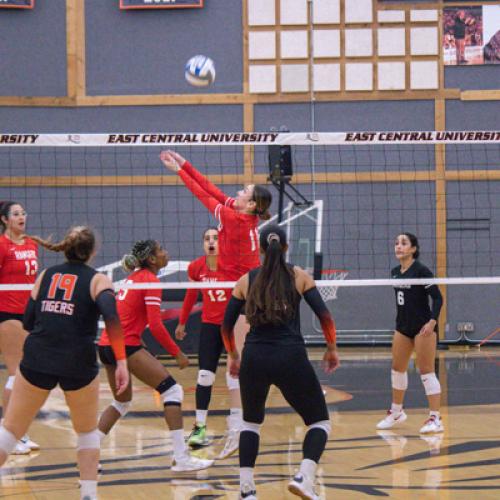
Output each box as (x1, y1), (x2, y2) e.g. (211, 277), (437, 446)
(435, 99), (448, 341)
(307, 0), (316, 202)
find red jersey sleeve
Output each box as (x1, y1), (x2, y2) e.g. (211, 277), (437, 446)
(0, 241), (6, 270)
(179, 289), (198, 325)
(181, 160), (232, 205)
(179, 261), (200, 325)
(144, 288), (180, 356)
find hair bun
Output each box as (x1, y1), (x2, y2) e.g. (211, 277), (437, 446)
(122, 254), (139, 272)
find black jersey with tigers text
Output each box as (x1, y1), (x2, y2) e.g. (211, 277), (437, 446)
(245, 265), (303, 346)
(392, 260), (442, 337)
(22, 262), (100, 378)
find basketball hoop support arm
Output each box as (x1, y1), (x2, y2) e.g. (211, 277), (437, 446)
(268, 174), (312, 223)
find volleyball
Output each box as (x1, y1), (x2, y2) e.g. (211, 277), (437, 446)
(185, 55), (216, 87)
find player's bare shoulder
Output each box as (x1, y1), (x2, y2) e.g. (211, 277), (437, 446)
(91, 272), (114, 301)
(293, 265), (314, 294)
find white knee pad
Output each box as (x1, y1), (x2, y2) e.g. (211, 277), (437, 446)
(308, 419), (331, 436)
(241, 421), (261, 435)
(197, 369), (216, 387)
(77, 429), (101, 451)
(111, 399), (131, 417)
(4, 376), (15, 391)
(391, 369), (408, 391)
(0, 426), (17, 454)
(226, 371), (240, 391)
(421, 372), (441, 396)
(162, 383), (184, 406)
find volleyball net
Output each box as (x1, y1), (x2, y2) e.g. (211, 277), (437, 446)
(0, 131), (498, 345)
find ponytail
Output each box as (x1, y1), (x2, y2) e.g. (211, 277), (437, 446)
(252, 185), (272, 221)
(121, 254), (140, 272)
(246, 226), (298, 326)
(29, 226), (95, 262)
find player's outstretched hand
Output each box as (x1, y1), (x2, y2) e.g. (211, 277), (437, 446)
(115, 359), (130, 395)
(159, 150), (185, 172)
(175, 351), (190, 370)
(169, 151), (187, 166)
(322, 347), (340, 374)
(175, 323), (187, 340)
(228, 354), (240, 378)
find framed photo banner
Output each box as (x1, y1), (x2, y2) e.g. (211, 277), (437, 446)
(0, 0), (34, 8)
(120, 0), (203, 9)
(443, 5), (500, 65)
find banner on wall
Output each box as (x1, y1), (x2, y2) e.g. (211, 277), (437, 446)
(0, 0), (34, 8)
(120, 0), (203, 9)
(443, 5), (500, 65)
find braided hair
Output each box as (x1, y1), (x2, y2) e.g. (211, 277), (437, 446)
(122, 239), (158, 272)
(29, 226), (95, 262)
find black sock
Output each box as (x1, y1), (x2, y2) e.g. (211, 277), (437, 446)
(239, 430), (260, 468)
(303, 428), (328, 463)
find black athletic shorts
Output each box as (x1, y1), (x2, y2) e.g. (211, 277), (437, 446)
(396, 324), (439, 339)
(98, 345), (143, 365)
(239, 343), (329, 426)
(20, 363), (96, 391)
(0, 311), (24, 324)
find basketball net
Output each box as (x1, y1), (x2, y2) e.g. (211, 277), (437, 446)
(318, 269), (348, 302)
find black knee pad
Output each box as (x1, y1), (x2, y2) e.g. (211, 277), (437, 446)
(155, 376), (177, 394)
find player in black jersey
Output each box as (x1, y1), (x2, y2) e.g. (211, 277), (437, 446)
(221, 224), (339, 500)
(377, 232), (444, 435)
(0, 226), (129, 500)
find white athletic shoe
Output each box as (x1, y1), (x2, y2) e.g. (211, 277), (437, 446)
(239, 481), (257, 500)
(171, 453), (214, 472)
(419, 415), (444, 434)
(20, 435), (40, 451)
(288, 472), (319, 500)
(376, 410), (407, 430)
(218, 427), (240, 460)
(11, 440), (31, 455)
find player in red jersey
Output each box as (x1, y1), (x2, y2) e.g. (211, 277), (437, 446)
(0, 201), (40, 454)
(97, 239), (213, 472)
(176, 228), (242, 457)
(159, 150), (272, 281)
(160, 150), (272, 457)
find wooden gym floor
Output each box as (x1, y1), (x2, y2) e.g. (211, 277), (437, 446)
(0, 347), (499, 499)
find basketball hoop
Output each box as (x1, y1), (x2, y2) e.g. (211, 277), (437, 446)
(317, 269), (348, 302)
